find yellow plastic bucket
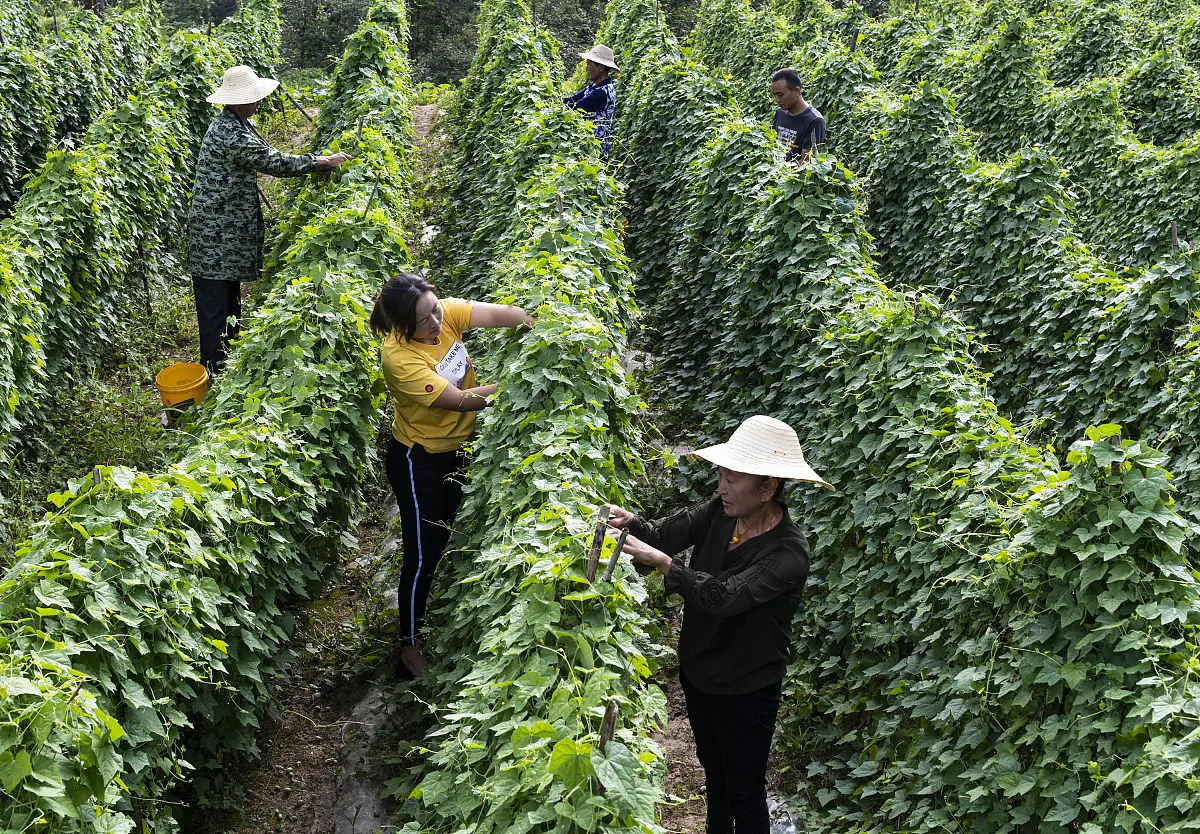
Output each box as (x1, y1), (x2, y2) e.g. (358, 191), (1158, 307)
(155, 362), (209, 424)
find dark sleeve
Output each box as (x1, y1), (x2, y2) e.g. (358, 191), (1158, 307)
(628, 499), (715, 558)
(565, 86), (609, 114)
(228, 129), (318, 177)
(807, 117), (826, 150)
(564, 86), (587, 106)
(664, 539), (808, 619)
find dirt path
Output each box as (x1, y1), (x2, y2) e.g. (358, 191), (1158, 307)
(190, 507), (394, 834)
(654, 665), (709, 833)
(413, 103), (437, 144)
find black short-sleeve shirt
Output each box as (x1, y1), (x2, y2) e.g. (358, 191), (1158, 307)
(772, 105), (826, 160)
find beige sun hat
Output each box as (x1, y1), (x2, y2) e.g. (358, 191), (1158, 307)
(695, 415), (834, 491)
(206, 65), (279, 105)
(579, 44), (619, 72)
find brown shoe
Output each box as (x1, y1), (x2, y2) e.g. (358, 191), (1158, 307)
(394, 643), (426, 679)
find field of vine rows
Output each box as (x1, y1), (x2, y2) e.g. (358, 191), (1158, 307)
(598, 0), (1200, 830)
(5, 0), (1200, 830)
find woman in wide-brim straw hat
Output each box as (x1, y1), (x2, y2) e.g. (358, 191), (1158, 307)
(563, 44), (619, 159)
(186, 65), (351, 377)
(604, 415), (833, 834)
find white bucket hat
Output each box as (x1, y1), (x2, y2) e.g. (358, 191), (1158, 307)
(579, 44), (619, 72)
(206, 65), (279, 105)
(695, 415), (834, 491)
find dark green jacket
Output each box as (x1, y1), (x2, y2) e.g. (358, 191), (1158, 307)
(186, 108), (317, 282)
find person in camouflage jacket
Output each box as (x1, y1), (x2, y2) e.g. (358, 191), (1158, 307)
(187, 65), (349, 376)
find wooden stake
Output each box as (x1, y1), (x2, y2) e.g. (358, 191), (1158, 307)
(0, 23), (7, 46)
(139, 244), (151, 317)
(257, 184), (272, 209)
(52, 10), (59, 36)
(849, 27), (860, 51)
(1171, 221), (1179, 252)
(93, 466), (102, 486)
(282, 85), (315, 124)
(601, 528), (628, 582)
(360, 173), (383, 220)
(599, 698), (619, 753)
(556, 194), (563, 218)
(585, 506), (611, 583)
(357, 114), (365, 141)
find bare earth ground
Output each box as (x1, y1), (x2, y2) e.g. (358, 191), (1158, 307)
(413, 103), (437, 140)
(199, 516), (390, 834)
(654, 663), (710, 833)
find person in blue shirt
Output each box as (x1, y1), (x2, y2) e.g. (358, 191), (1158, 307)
(564, 44), (619, 159)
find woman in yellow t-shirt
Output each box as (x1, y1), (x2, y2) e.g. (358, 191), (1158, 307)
(370, 272), (533, 679)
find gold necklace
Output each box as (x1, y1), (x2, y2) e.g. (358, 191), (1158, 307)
(729, 503), (776, 545)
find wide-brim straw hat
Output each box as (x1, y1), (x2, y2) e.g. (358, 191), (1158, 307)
(694, 415), (834, 491)
(206, 65), (279, 105)
(579, 44), (619, 72)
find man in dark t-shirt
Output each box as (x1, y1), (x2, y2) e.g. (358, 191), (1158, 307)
(769, 68), (825, 164)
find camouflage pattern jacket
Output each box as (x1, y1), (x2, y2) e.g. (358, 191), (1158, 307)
(186, 108), (318, 282)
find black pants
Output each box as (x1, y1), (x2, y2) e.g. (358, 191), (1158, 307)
(193, 277), (243, 377)
(681, 672), (783, 834)
(385, 436), (466, 645)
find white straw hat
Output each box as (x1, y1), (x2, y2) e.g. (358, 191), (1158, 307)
(694, 415), (834, 491)
(579, 44), (619, 72)
(206, 65), (279, 105)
